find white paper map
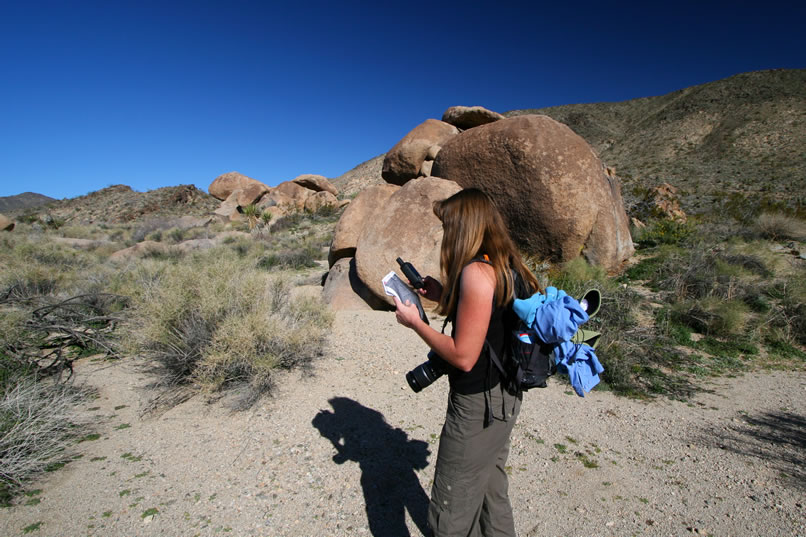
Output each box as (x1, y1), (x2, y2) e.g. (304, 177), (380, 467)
(382, 271), (429, 324)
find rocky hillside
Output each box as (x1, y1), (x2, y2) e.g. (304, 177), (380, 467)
(0, 192), (55, 213)
(506, 69), (806, 214)
(330, 154), (385, 198)
(16, 184), (220, 225)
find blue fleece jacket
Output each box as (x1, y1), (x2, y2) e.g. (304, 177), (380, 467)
(512, 286), (604, 396)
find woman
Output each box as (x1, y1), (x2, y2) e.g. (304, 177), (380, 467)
(393, 188), (540, 537)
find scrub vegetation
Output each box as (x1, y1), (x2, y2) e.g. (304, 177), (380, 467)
(0, 206), (337, 502)
(549, 210), (806, 400)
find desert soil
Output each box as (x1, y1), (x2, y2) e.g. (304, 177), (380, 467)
(2, 309), (805, 537)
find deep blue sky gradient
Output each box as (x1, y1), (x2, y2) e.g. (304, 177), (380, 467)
(2, 0), (804, 199)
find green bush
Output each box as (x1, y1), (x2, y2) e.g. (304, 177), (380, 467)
(633, 219), (697, 248)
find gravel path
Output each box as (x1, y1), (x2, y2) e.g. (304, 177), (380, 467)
(3, 310), (805, 537)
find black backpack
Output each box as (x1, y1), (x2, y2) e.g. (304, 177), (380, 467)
(484, 270), (556, 392)
(485, 271), (601, 393)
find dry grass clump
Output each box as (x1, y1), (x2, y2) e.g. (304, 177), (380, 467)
(122, 250), (332, 407)
(0, 380), (87, 501)
(754, 212), (806, 241)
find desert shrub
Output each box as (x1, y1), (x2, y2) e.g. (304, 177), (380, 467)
(58, 224), (96, 240)
(621, 245), (682, 283)
(141, 246), (185, 262)
(762, 274), (806, 346)
(0, 380), (87, 501)
(671, 298), (751, 336)
(633, 219), (697, 248)
(0, 292), (125, 383)
(271, 212), (305, 233)
(308, 203), (340, 219)
(548, 256), (611, 297)
(226, 236), (260, 258)
(754, 212), (806, 241)
(256, 244), (320, 271)
(637, 246), (767, 303)
(132, 218), (171, 243)
(544, 258), (690, 397)
(123, 252), (332, 405)
(1, 266), (61, 302)
(146, 229), (163, 242)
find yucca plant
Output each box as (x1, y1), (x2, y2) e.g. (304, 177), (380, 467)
(242, 204), (260, 231)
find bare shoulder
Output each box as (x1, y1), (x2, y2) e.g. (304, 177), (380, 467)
(460, 261), (495, 293)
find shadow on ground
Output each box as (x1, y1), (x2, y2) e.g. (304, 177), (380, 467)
(312, 397), (431, 537)
(700, 410), (806, 490)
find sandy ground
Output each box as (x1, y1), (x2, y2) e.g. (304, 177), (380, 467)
(2, 309), (805, 537)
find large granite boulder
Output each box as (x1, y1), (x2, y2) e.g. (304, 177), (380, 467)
(273, 181), (313, 210)
(432, 114), (634, 271)
(292, 174), (338, 196)
(209, 171), (269, 201)
(213, 191), (242, 221)
(235, 182), (271, 206)
(355, 177), (462, 307)
(0, 213), (14, 231)
(442, 106), (504, 130)
(322, 257), (390, 311)
(382, 119), (459, 186)
(328, 184), (400, 267)
(304, 191), (339, 213)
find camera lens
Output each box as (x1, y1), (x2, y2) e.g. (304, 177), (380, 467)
(405, 357), (443, 393)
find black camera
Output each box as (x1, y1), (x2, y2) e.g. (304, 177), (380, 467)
(406, 350), (447, 392)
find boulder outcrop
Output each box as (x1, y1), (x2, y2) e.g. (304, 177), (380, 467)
(355, 177), (462, 307)
(382, 120), (459, 186)
(235, 182), (271, 207)
(635, 182), (687, 222)
(432, 114), (634, 271)
(304, 191), (339, 213)
(328, 184), (400, 267)
(292, 174), (338, 196)
(442, 105), (504, 130)
(209, 172), (269, 201)
(322, 257), (390, 311)
(0, 213), (14, 231)
(273, 181), (313, 210)
(213, 191), (243, 221)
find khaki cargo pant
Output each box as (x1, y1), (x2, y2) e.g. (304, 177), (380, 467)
(427, 384), (522, 537)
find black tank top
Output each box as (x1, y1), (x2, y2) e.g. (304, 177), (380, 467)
(447, 262), (514, 394)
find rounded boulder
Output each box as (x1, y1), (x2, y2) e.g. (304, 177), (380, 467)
(209, 171), (269, 201)
(432, 114), (634, 271)
(382, 120), (459, 186)
(355, 177), (462, 307)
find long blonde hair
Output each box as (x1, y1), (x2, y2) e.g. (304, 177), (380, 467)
(433, 188), (541, 318)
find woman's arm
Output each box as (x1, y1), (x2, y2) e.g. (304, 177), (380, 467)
(394, 261), (495, 372)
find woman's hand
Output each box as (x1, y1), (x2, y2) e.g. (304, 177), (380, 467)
(417, 276), (443, 302)
(393, 296), (423, 329)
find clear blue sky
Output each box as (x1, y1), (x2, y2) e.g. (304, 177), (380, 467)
(1, 0), (804, 200)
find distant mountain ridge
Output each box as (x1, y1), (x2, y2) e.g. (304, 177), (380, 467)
(0, 192), (55, 213)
